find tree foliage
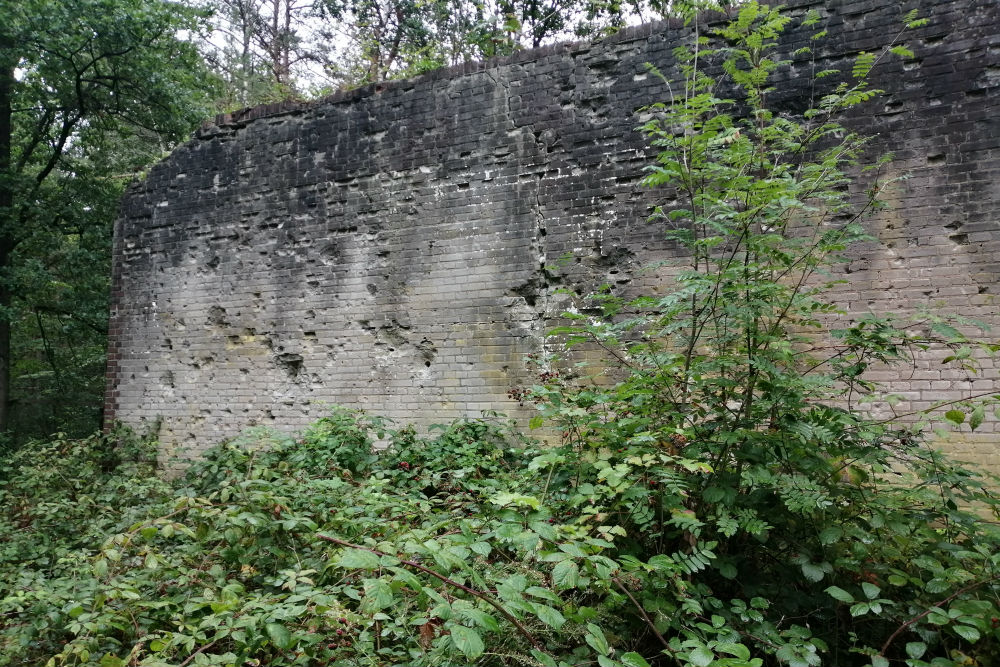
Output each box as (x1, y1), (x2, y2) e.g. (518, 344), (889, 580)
(203, 0), (693, 100)
(0, 0), (217, 441)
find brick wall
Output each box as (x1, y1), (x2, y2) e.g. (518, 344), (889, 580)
(105, 0), (1000, 470)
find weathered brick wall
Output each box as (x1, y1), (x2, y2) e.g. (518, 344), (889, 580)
(106, 0), (1000, 469)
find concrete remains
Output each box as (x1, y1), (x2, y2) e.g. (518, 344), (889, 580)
(106, 0), (1000, 470)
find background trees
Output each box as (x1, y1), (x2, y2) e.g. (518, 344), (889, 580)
(0, 0), (216, 441)
(203, 0), (683, 99)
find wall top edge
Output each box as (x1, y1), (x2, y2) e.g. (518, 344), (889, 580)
(198, 9), (752, 136)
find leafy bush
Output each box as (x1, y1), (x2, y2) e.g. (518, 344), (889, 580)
(3, 4), (1000, 667)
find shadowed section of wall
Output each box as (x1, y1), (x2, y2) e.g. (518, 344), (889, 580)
(105, 0), (1000, 470)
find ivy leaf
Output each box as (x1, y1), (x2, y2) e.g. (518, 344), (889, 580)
(450, 624), (484, 661)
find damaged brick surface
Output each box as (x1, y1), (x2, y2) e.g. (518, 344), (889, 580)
(106, 0), (1000, 469)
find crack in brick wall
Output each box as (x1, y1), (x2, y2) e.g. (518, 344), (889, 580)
(105, 0), (1000, 470)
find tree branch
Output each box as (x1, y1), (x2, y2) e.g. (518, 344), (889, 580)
(879, 576), (999, 657)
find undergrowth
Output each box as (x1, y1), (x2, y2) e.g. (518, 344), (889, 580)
(1, 410), (998, 667)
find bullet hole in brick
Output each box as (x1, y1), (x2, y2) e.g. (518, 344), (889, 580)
(207, 305), (227, 326)
(425, 361), (431, 367)
(275, 353), (304, 378)
(949, 233), (969, 245)
(367, 284), (377, 295)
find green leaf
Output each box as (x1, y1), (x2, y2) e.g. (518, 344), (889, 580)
(525, 586), (561, 603)
(905, 642), (927, 659)
(463, 609), (500, 632)
(861, 582), (880, 600)
(818, 526), (843, 544)
(871, 656), (889, 667)
(532, 603), (566, 629)
(100, 655), (123, 667)
(801, 562), (825, 582)
(266, 622), (292, 649)
(825, 586), (855, 603)
(470, 541), (492, 556)
(718, 561), (737, 579)
(450, 624), (485, 661)
(945, 409), (966, 425)
(389, 567), (423, 592)
(849, 602), (870, 617)
(953, 624), (980, 643)
(362, 578), (394, 610)
(531, 650), (558, 667)
(970, 405), (985, 431)
(620, 652), (651, 667)
(337, 548), (380, 570)
(716, 643), (751, 660)
(689, 646), (714, 667)
(551, 560), (580, 590)
(585, 623), (610, 656)
(529, 415), (544, 429)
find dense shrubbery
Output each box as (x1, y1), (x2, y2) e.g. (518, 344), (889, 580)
(1, 408), (999, 667)
(4, 4), (1000, 666)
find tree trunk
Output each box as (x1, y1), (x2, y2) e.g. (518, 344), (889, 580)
(0, 35), (15, 432)
(0, 32), (17, 433)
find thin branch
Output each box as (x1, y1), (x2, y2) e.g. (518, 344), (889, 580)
(879, 577), (999, 657)
(178, 639), (220, 667)
(610, 575), (677, 661)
